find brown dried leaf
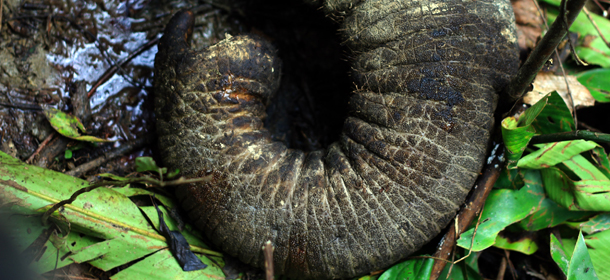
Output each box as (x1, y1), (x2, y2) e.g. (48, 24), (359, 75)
(524, 72), (595, 111)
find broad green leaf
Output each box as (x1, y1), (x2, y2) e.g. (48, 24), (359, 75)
(139, 205), (209, 250)
(502, 92), (555, 168)
(518, 140), (598, 169)
(586, 147), (610, 180)
(517, 170), (592, 231)
(570, 213), (610, 234)
(0, 151), (223, 279)
(494, 168), (524, 190)
(377, 257), (433, 280)
(577, 69), (610, 103)
(502, 116), (536, 168)
(530, 91), (575, 135)
(551, 233), (570, 276)
(569, 232), (599, 280)
(43, 108), (112, 143)
(542, 155), (610, 211)
(113, 186), (177, 209)
(585, 229), (610, 280)
(136, 156), (165, 173)
(0, 214), (98, 272)
(543, 2), (610, 67)
(494, 232), (538, 255)
(457, 184), (539, 251)
(111, 248), (225, 280)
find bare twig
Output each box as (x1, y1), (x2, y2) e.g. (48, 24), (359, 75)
(65, 137), (149, 177)
(505, 250), (517, 280)
(1, 0), (4, 33)
(429, 147), (504, 280)
(263, 240), (275, 280)
(532, 0), (578, 126)
(506, 0), (588, 101)
(87, 37), (160, 98)
(26, 132), (55, 163)
(583, 7), (610, 48)
(497, 253), (507, 280)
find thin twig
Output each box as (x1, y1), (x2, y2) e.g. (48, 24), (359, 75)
(429, 146), (504, 280)
(505, 250), (517, 280)
(582, 7), (610, 48)
(26, 132), (55, 163)
(506, 0), (588, 101)
(263, 240), (275, 280)
(532, 0), (578, 126)
(1, 0), (4, 33)
(65, 137), (149, 177)
(497, 253), (507, 280)
(87, 37), (160, 98)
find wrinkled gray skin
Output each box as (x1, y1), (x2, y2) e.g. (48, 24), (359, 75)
(154, 0), (519, 279)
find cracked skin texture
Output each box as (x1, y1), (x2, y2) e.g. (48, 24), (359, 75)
(153, 1), (519, 279)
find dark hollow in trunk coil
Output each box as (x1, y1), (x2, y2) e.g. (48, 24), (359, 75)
(154, 1), (519, 279)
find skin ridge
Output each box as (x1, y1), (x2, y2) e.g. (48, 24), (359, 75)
(153, 1), (519, 279)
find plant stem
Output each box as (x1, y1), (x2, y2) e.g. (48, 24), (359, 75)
(505, 0), (587, 101)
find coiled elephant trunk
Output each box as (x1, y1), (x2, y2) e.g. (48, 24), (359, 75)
(154, 1), (519, 279)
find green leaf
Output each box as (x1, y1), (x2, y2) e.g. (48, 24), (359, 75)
(111, 248), (225, 280)
(517, 170), (592, 231)
(97, 173), (132, 181)
(530, 91), (575, 135)
(577, 69), (610, 103)
(571, 213), (610, 234)
(43, 108), (113, 143)
(136, 157), (165, 174)
(378, 257), (433, 280)
(166, 168), (181, 179)
(457, 184), (540, 251)
(550, 233), (571, 276)
(494, 168), (524, 190)
(0, 151), (223, 279)
(586, 147), (610, 180)
(113, 186), (177, 209)
(543, 1), (610, 67)
(501, 92), (552, 168)
(569, 232), (599, 280)
(542, 154), (610, 211)
(65, 148), (73, 159)
(518, 140), (598, 169)
(585, 229), (610, 280)
(494, 232), (538, 255)
(139, 205), (209, 250)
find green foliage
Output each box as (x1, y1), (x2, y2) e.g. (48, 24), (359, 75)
(135, 156), (180, 179)
(577, 69), (610, 103)
(551, 232), (598, 279)
(43, 108), (113, 143)
(0, 152), (223, 279)
(469, 84), (610, 279)
(377, 258), (433, 280)
(541, 0), (610, 67)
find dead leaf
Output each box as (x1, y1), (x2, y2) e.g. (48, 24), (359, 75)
(524, 72), (595, 112)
